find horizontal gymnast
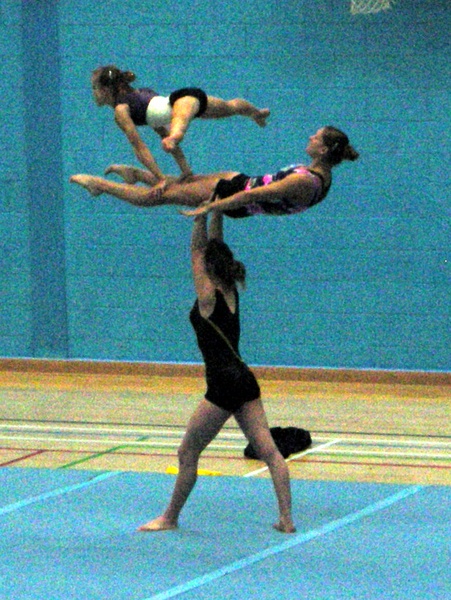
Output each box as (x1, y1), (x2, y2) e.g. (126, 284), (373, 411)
(70, 125), (359, 219)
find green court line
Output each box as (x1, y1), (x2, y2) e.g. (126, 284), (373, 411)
(58, 435), (152, 469)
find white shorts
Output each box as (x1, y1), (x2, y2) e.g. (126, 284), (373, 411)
(145, 96), (172, 129)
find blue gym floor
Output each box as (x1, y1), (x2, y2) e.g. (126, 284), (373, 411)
(1, 467), (450, 599)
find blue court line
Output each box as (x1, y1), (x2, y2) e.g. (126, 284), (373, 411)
(0, 471), (119, 517)
(143, 484), (424, 600)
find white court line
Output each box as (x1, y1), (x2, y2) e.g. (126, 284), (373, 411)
(0, 434), (244, 451)
(0, 423), (246, 440)
(4, 435), (447, 462)
(3, 425), (449, 447)
(0, 424), (178, 436)
(0, 471), (119, 516)
(314, 437), (451, 448)
(244, 439), (343, 477)
(143, 485), (425, 600)
(3, 427), (449, 465)
(312, 448), (451, 460)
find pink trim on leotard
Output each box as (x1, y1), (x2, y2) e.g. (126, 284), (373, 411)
(242, 165), (323, 215)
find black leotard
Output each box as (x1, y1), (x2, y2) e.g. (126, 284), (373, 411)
(189, 289), (260, 412)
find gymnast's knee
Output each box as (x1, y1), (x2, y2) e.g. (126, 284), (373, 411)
(254, 440), (280, 464)
(177, 442), (200, 466)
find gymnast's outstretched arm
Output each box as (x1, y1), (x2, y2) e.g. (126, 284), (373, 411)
(114, 104), (166, 181)
(181, 172), (316, 217)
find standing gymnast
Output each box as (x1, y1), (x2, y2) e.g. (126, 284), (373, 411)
(138, 211), (295, 533)
(70, 126), (359, 217)
(91, 65), (270, 181)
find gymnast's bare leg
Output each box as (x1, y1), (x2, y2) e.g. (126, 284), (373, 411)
(69, 170), (240, 208)
(138, 399), (231, 531)
(234, 399), (295, 533)
(203, 96), (270, 127)
(162, 95), (270, 152)
(138, 398), (295, 533)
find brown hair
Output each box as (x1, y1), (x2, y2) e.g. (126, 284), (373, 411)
(92, 65), (136, 99)
(205, 239), (246, 289)
(322, 126), (359, 165)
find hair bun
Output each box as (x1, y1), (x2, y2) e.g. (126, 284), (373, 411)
(124, 70), (136, 83)
(343, 145), (360, 162)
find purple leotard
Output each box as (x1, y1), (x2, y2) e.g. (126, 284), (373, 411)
(115, 88), (159, 126)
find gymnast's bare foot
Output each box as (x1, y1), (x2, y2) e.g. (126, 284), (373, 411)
(161, 136), (182, 153)
(273, 518), (296, 533)
(138, 516), (178, 532)
(253, 108), (270, 127)
(69, 175), (103, 196)
(104, 164), (160, 186)
(104, 164), (139, 184)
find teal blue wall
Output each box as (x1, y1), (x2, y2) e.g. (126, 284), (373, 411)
(0, 0), (449, 370)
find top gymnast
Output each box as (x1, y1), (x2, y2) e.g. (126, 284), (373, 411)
(91, 65), (270, 180)
(70, 126), (359, 219)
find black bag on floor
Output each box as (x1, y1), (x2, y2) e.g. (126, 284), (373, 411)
(244, 426), (312, 459)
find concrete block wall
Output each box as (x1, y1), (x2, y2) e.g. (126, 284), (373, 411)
(0, 0), (449, 370)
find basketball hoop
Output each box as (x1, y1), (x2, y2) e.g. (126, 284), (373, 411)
(350, 0), (395, 15)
